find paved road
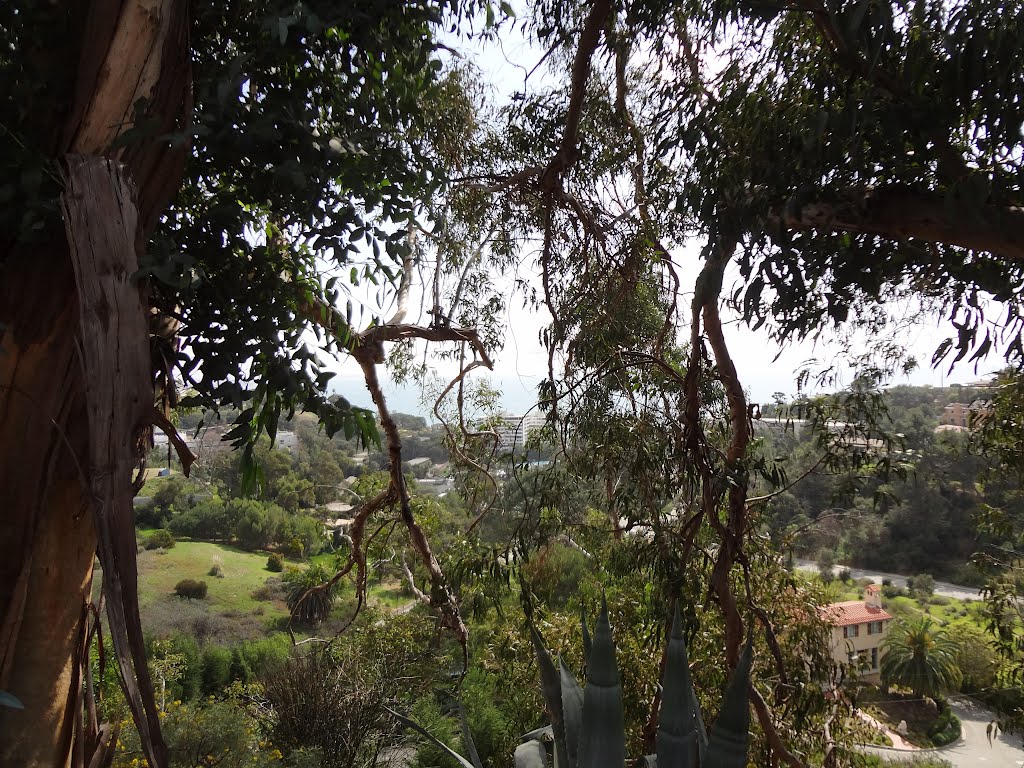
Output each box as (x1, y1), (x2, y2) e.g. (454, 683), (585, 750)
(794, 559), (982, 602)
(861, 698), (1024, 767)
(944, 698), (1024, 767)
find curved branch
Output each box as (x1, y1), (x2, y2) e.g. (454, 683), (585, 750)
(750, 686), (805, 768)
(354, 344), (468, 649)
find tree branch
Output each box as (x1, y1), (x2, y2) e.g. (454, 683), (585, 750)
(777, 185), (1024, 260)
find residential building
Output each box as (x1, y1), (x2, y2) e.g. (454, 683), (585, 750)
(822, 585), (893, 685)
(939, 400), (988, 430)
(488, 413), (547, 454)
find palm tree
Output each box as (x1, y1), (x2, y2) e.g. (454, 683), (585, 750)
(880, 617), (962, 698)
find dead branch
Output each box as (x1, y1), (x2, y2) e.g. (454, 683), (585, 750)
(353, 343), (468, 649)
(149, 408), (197, 476)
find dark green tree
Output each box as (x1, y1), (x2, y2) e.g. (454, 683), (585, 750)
(881, 617), (963, 698)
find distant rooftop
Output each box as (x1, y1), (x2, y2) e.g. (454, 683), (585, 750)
(822, 600), (893, 627)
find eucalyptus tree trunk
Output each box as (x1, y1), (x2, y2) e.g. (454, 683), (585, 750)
(0, 3), (191, 765)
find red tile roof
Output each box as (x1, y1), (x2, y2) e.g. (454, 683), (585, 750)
(821, 600), (894, 627)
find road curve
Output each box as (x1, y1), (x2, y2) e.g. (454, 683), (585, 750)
(794, 559), (982, 602)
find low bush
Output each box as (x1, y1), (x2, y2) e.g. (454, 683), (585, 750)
(839, 567), (852, 582)
(927, 700), (961, 747)
(145, 529), (175, 550)
(267, 552), (285, 572)
(209, 563), (224, 578)
(174, 579), (208, 600)
(930, 714), (960, 747)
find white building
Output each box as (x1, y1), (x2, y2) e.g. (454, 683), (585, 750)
(489, 413), (547, 454)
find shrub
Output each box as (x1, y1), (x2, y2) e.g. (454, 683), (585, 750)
(174, 579), (208, 599)
(116, 700), (258, 768)
(134, 501), (169, 530)
(200, 645), (232, 695)
(145, 529), (175, 550)
(930, 713), (961, 746)
(882, 577), (893, 587)
(209, 563), (224, 578)
(264, 645), (399, 768)
(839, 567), (852, 583)
(908, 573), (935, 596)
(267, 552), (285, 572)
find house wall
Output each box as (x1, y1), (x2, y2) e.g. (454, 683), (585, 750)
(830, 620), (890, 685)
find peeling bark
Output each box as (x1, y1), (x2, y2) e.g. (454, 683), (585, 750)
(62, 155), (167, 768)
(0, 1), (190, 763)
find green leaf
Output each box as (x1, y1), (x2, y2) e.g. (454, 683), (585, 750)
(532, 627), (569, 768)
(560, 657), (584, 768)
(386, 706), (476, 768)
(657, 605), (706, 768)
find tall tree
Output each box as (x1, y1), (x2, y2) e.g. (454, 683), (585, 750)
(0, 2), (489, 765)
(881, 617), (963, 698)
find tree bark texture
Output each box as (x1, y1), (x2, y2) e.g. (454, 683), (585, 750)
(0, 247), (95, 768)
(0, 2), (190, 765)
(781, 185), (1024, 261)
(62, 155), (167, 768)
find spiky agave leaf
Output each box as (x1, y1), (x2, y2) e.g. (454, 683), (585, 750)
(657, 605), (706, 768)
(385, 705), (476, 768)
(532, 626), (569, 768)
(702, 637), (753, 768)
(516, 739), (549, 768)
(578, 597), (626, 768)
(560, 656), (585, 768)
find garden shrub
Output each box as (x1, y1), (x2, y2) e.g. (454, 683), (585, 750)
(209, 563), (224, 578)
(927, 700), (961, 747)
(145, 529), (175, 550)
(201, 645), (232, 696)
(174, 579), (208, 599)
(267, 552), (285, 572)
(930, 714), (961, 746)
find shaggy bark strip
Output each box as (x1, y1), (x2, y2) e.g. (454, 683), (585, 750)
(62, 156), (167, 768)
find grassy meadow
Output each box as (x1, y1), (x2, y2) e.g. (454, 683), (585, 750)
(134, 533), (414, 642)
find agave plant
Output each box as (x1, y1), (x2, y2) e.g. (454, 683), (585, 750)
(388, 600), (752, 768)
(523, 600), (751, 768)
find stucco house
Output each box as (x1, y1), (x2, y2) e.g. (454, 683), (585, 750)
(822, 584), (893, 684)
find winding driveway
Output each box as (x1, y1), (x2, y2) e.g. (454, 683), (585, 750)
(860, 697), (1024, 767)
